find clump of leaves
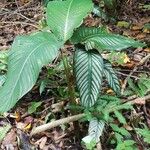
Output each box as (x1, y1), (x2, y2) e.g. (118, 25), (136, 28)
(0, 0), (146, 149)
(108, 51), (130, 65)
(28, 101), (43, 114)
(128, 74), (150, 97)
(136, 126), (150, 144)
(0, 0), (145, 112)
(93, 0), (118, 21)
(82, 95), (134, 149)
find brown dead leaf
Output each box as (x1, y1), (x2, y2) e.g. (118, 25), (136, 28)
(121, 60), (135, 68)
(133, 54), (143, 62)
(39, 137), (47, 149)
(15, 112), (21, 122)
(106, 89), (115, 95)
(51, 101), (65, 113)
(19, 0), (30, 5)
(144, 48), (150, 52)
(24, 123), (32, 131)
(34, 137), (48, 149)
(143, 28), (150, 34)
(16, 122), (26, 130)
(1, 129), (17, 149)
(131, 25), (143, 31)
(123, 30), (140, 37)
(136, 33), (146, 39)
(123, 54), (130, 63)
(16, 116), (33, 131)
(84, 16), (101, 27)
(24, 116), (34, 124)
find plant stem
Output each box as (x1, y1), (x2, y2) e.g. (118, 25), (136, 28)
(61, 50), (76, 105)
(61, 50), (81, 138)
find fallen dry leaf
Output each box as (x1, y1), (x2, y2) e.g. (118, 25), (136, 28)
(106, 89), (115, 95)
(144, 48), (150, 52)
(136, 33), (146, 39)
(143, 28), (150, 33)
(131, 25), (143, 31)
(1, 129), (17, 149)
(15, 111), (21, 122)
(24, 123), (32, 131)
(121, 60), (136, 68)
(123, 54), (130, 63)
(39, 137), (47, 149)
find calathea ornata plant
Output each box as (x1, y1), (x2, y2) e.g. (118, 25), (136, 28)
(0, 0), (145, 146)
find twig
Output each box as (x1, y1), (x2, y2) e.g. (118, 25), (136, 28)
(125, 94), (150, 105)
(116, 71), (139, 79)
(15, 0), (20, 13)
(17, 0), (33, 9)
(121, 53), (150, 94)
(97, 141), (102, 150)
(0, 7), (41, 16)
(0, 21), (39, 29)
(30, 113), (85, 136)
(115, 68), (148, 73)
(15, 12), (37, 23)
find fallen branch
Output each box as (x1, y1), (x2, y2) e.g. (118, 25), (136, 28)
(30, 94), (150, 136)
(30, 113), (85, 136)
(123, 94), (150, 105)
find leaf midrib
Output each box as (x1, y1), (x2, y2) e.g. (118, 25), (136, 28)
(64, 0), (74, 41)
(87, 52), (92, 107)
(81, 33), (110, 42)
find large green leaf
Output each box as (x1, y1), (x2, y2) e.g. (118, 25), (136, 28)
(104, 61), (120, 94)
(71, 27), (145, 51)
(74, 48), (104, 107)
(0, 32), (62, 112)
(46, 0), (93, 41)
(82, 118), (105, 146)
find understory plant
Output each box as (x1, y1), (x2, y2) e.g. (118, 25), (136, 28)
(0, 0), (146, 149)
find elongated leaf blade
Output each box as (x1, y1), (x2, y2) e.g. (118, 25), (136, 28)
(0, 32), (62, 112)
(71, 27), (145, 51)
(71, 27), (108, 44)
(114, 110), (126, 124)
(46, 0), (93, 41)
(74, 48), (104, 107)
(82, 118), (105, 144)
(104, 61), (120, 94)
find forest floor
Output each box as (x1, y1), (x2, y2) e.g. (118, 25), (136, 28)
(0, 0), (150, 150)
